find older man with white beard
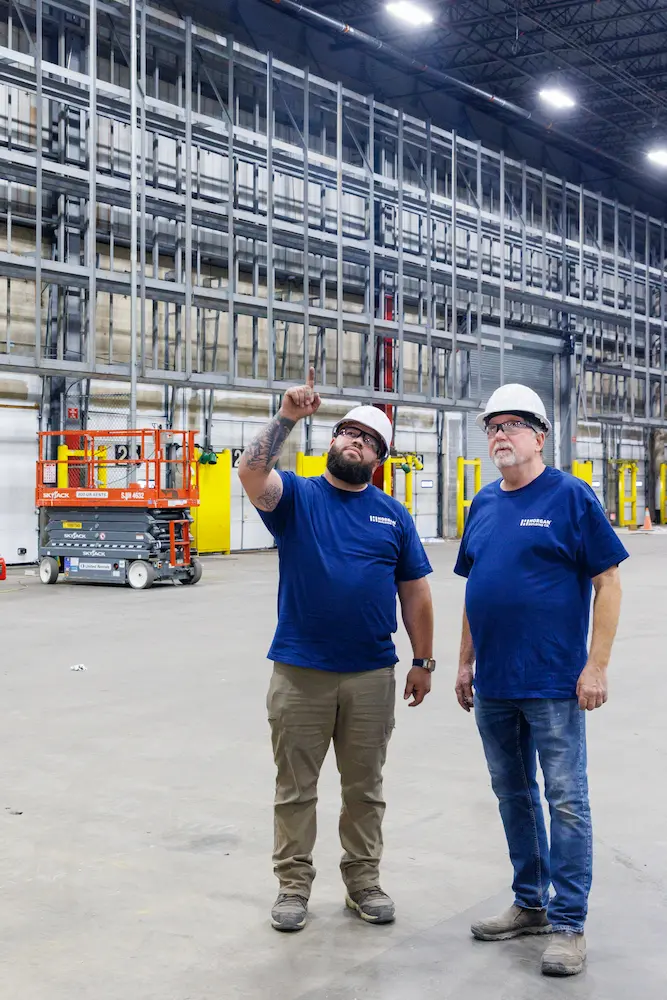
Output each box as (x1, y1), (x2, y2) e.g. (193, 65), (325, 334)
(454, 384), (628, 978)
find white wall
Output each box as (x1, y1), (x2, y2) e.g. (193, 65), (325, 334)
(0, 405), (39, 564)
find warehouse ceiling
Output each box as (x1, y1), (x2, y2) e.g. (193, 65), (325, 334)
(175, 0), (667, 212)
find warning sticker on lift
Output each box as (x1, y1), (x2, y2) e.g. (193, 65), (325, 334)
(62, 521), (82, 529)
(79, 562), (112, 571)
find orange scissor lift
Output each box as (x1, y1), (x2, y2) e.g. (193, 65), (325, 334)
(36, 429), (202, 590)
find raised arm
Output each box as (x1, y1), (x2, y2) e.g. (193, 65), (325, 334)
(238, 368), (321, 512)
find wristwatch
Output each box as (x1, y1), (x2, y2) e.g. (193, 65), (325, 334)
(412, 658), (436, 673)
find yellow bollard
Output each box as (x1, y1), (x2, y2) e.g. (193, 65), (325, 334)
(457, 457), (482, 537)
(616, 461), (638, 528)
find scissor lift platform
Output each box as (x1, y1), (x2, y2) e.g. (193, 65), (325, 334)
(36, 429), (202, 589)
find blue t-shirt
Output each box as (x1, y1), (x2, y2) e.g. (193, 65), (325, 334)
(258, 472), (432, 672)
(454, 467), (629, 700)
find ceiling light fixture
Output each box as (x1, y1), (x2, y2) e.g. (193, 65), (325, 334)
(538, 87), (576, 110)
(386, 2), (434, 27)
(647, 148), (667, 168)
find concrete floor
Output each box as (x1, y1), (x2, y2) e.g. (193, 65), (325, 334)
(1, 533), (665, 999)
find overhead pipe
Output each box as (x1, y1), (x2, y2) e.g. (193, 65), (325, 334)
(261, 0), (532, 119)
(260, 0), (653, 183)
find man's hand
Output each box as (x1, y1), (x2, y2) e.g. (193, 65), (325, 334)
(576, 663), (608, 711)
(279, 367), (322, 423)
(455, 663), (475, 712)
(404, 667), (432, 707)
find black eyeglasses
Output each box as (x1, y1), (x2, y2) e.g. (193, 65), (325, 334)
(336, 426), (381, 455)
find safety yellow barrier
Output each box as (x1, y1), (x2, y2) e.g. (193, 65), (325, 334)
(572, 460), (593, 487)
(57, 443), (107, 487)
(616, 460), (638, 528)
(457, 457), (482, 538)
(660, 464), (667, 525)
(191, 449), (232, 554)
(383, 454), (424, 516)
(296, 453), (327, 478)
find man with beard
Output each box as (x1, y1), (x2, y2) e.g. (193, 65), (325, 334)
(454, 384), (628, 978)
(239, 369), (434, 933)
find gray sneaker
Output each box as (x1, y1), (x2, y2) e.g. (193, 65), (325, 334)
(345, 886), (395, 924)
(471, 904), (552, 941)
(542, 932), (587, 976)
(271, 893), (308, 932)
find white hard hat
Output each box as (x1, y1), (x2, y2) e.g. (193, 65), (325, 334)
(476, 383), (552, 435)
(332, 406), (393, 462)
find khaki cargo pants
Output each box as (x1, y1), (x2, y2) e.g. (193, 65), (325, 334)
(267, 662), (396, 897)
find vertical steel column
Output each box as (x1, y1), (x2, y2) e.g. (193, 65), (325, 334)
(425, 119), (433, 401)
(541, 170), (547, 297)
(645, 222), (651, 420)
(397, 110), (405, 398)
(613, 202), (619, 314)
(139, 0), (147, 375)
(499, 150), (506, 385)
(35, 0), (43, 362)
(561, 179), (568, 301)
(129, 0), (138, 426)
(578, 186), (584, 306)
(451, 130), (457, 401)
(661, 226), (666, 422)
(87, 0), (97, 369)
(630, 209), (636, 420)
(476, 143), (483, 399)
(597, 194), (603, 309)
(303, 68), (310, 382)
(266, 54), (275, 385)
(184, 18), (193, 380)
(227, 37), (236, 380)
(368, 99), (376, 391)
(336, 81), (344, 390)
(520, 161), (527, 300)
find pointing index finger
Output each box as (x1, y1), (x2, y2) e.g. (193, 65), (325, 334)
(307, 366), (316, 389)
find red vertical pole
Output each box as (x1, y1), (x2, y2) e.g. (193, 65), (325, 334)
(373, 293), (395, 489)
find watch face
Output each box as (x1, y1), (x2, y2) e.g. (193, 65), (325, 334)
(415, 659), (435, 670)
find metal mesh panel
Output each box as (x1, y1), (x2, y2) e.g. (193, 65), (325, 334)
(467, 347), (557, 486)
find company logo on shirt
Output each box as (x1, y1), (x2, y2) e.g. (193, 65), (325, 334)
(520, 518), (552, 528)
(370, 514), (397, 527)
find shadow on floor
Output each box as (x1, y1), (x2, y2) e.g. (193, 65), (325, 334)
(294, 855), (666, 1000)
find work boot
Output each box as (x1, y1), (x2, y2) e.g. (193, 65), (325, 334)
(270, 893), (308, 932)
(541, 932), (587, 976)
(345, 886), (395, 924)
(471, 904), (551, 941)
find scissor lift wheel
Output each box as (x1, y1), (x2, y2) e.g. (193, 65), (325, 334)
(181, 557), (202, 586)
(127, 560), (156, 591)
(39, 556), (60, 585)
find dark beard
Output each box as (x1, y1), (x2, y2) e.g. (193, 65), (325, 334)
(326, 448), (374, 485)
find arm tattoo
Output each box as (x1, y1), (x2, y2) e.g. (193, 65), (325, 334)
(244, 415), (295, 473)
(256, 481), (284, 512)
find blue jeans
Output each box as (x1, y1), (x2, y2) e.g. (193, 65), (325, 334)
(475, 696), (592, 934)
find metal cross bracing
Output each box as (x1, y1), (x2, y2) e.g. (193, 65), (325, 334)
(0, 0), (665, 426)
